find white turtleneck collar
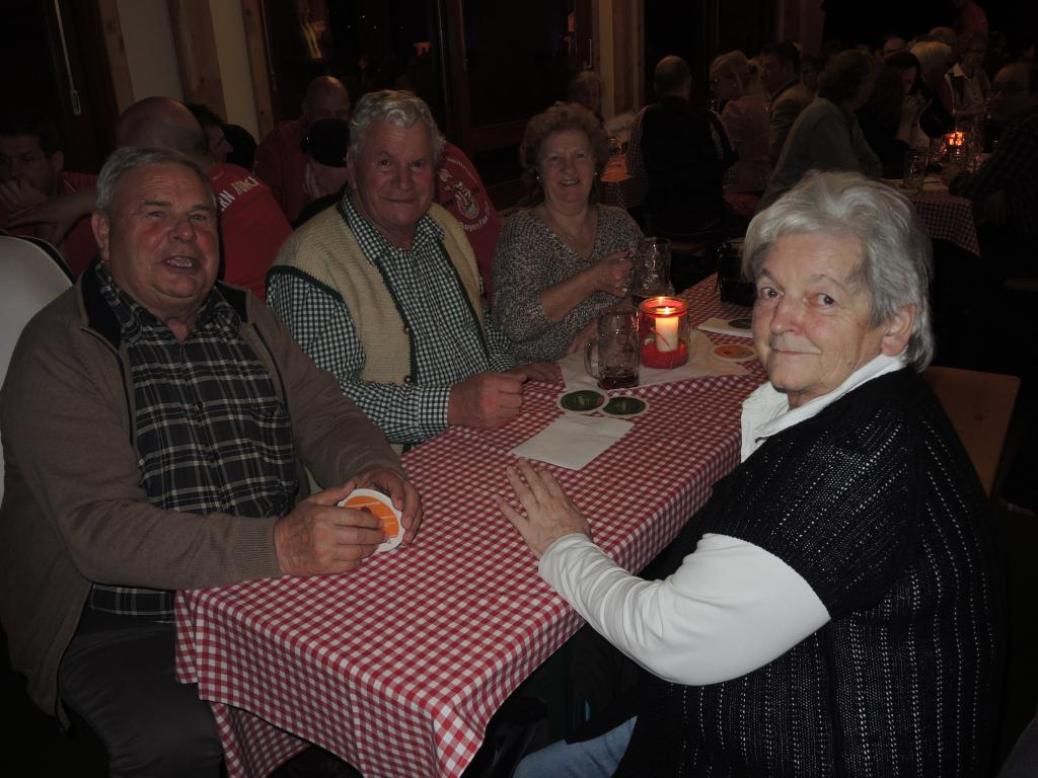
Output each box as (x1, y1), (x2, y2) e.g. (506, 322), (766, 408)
(740, 353), (907, 462)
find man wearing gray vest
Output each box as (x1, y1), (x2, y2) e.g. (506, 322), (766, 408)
(269, 90), (550, 446)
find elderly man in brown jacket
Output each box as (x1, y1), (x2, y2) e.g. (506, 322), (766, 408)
(0, 146), (421, 777)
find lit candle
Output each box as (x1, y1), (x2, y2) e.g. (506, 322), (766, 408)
(655, 307), (679, 352)
(638, 296), (688, 369)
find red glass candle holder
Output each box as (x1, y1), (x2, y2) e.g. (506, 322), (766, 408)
(638, 296), (689, 369)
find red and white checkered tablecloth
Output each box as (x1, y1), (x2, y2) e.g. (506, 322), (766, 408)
(175, 278), (763, 778)
(908, 190), (980, 256)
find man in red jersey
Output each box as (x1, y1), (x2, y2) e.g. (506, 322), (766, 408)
(10, 99), (291, 300)
(255, 75), (351, 224)
(1, 115), (98, 276)
(116, 98), (292, 300)
(435, 142), (501, 299)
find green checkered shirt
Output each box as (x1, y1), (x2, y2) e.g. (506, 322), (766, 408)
(268, 193), (514, 444)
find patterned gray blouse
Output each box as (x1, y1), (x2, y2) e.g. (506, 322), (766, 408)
(491, 205), (642, 362)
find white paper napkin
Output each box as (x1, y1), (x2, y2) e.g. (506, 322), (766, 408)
(511, 414), (633, 470)
(696, 317), (754, 339)
(559, 330), (748, 390)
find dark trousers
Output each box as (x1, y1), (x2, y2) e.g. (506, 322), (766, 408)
(59, 609), (223, 777)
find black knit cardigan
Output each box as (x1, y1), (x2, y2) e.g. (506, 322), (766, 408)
(615, 368), (1005, 777)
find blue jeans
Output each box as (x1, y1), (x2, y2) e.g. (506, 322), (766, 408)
(513, 717), (636, 778)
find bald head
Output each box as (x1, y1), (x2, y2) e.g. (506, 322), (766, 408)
(928, 26), (958, 51)
(303, 77), (351, 127)
(989, 62), (1038, 122)
(654, 55), (691, 99)
(116, 97), (210, 162)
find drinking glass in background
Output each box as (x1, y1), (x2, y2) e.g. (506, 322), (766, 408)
(902, 148), (927, 193)
(966, 123), (984, 171)
(630, 236), (673, 304)
(584, 307), (640, 389)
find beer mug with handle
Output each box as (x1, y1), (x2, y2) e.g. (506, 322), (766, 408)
(584, 307), (639, 390)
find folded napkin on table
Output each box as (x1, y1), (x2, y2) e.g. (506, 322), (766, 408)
(696, 317), (754, 339)
(511, 414), (633, 470)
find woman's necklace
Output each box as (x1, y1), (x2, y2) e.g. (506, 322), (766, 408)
(540, 206), (597, 259)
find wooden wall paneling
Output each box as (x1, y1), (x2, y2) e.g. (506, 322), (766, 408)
(240, 0), (275, 137)
(575, 0), (594, 70)
(168, 0), (226, 116)
(610, 0), (642, 114)
(441, 0), (473, 151)
(48, 0), (122, 170)
(96, 0), (134, 114)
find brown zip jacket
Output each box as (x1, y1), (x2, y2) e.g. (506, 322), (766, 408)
(0, 267), (401, 719)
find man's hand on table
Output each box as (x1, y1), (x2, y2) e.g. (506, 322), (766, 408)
(506, 361), (558, 383)
(274, 483), (386, 575)
(352, 467), (424, 543)
(447, 363), (556, 429)
(498, 460), (591, 559)
(448, 371), (524, 428)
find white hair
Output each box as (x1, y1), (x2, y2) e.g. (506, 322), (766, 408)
(742, 171), (934, 370)
(347, 90), (444, 164)
(911, 41), (953, 75)
(96, 146), (213, 213)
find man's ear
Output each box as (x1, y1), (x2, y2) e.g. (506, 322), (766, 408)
(881, 304), (916, 356)
(91, 211), (111, 262)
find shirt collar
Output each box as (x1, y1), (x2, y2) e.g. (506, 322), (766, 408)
(94, 261), (238, 342)
(740, 352), (907, 462)
(340, 190), (443, 263)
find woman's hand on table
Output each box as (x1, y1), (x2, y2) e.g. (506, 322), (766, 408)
(353, 467), (424, 543)
(274, 483), (386, 575)
(498, 460), (591, 559)
(590, 249), (634, 298)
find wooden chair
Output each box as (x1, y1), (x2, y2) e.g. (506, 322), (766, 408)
(923, 365), (1021, 497)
